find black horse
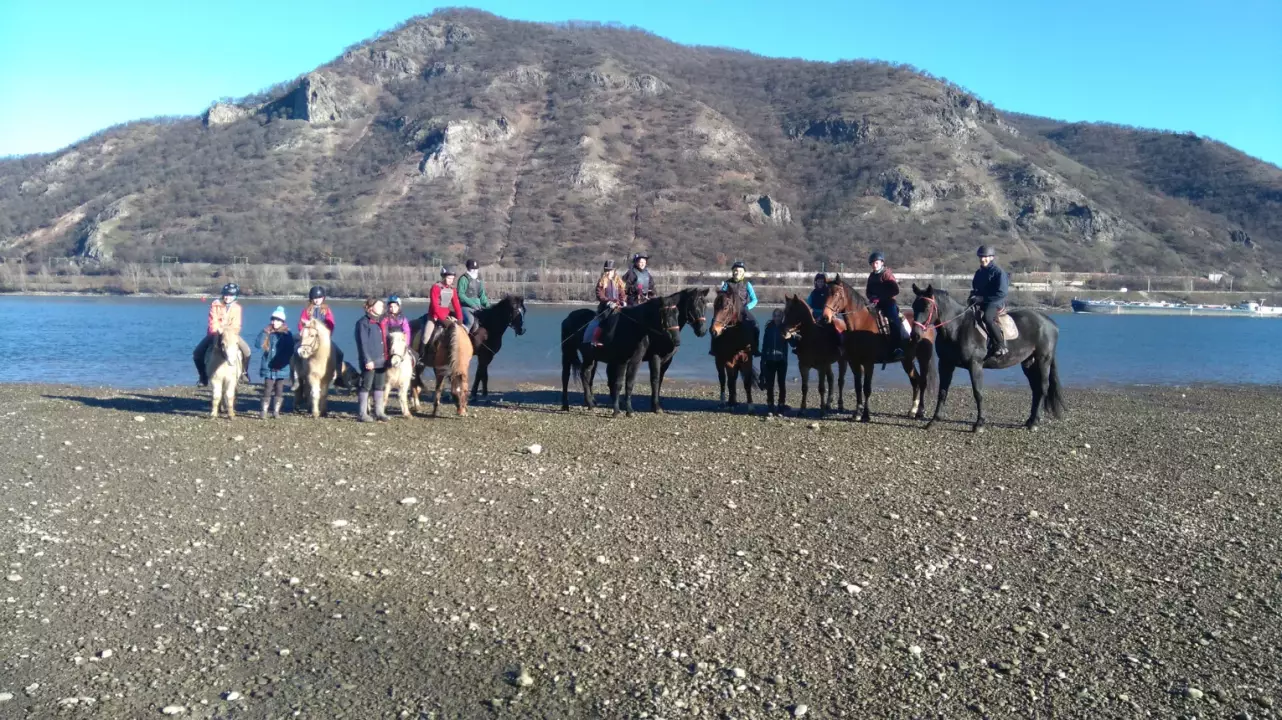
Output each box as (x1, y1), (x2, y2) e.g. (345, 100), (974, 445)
(560, 287), (709, 412)
(466, 295), (527, 397)
(911, 284), (1066, 432)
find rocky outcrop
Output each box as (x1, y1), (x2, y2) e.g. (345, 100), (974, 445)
(880, 168), (940, 212)
(744, 195), (791, 225)
(418, 118), (514, 183)
(204, 102), (253, 127)
(569, 68), (667, 95)
(75, 198), (133, 262)
(995, 162), (1126, 243)
(367, 20), (475, 57)
(265, 72), (368, 123)
(787, 116), (874, 144)
(1230, 229), (1255, 248)
(494, 65), (548, 88)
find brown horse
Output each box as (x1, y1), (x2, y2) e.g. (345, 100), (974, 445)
(822, 278), (936, 422)
(709, 290), (757, 410)
(418, 318), (472, 417)
(781, 295), (846, 414)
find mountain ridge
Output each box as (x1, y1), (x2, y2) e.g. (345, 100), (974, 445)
(1, 8), (1278, 283)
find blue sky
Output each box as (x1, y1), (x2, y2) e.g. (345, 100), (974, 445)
(1, 0), (1278, 165)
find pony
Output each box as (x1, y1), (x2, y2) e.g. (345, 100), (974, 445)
(291, 317), (339, 418)
(821, 278), (936, 422)
(379, 327), (418, 418)
(205, 326), (244, 418)
(560, 287), (708, 412)
(468, 295), (526, 398)
(419, 319), (472, 417)
(781, 294), (847, 415)
(911, 284), (1066, 432)
(709, 290), (757, 410)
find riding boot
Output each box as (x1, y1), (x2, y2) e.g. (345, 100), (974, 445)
(194, 356), (208, 387)
(373, 391), (389, 421)
(260, 395), (270, 420)
(357, 391), (372, 422)
(271, 396), (284, 419)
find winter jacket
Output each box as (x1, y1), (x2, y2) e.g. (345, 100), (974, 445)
(379, 312), (411, 339)
(207, 300), (243, 335)
(596, 276), (625, 306)
(719, 279), (758, 311)
(866, 268), (900, 304)
(298, 304), (335, 333)
(428, 282), (464, 322)
(761, 320), (795, 366)
(457, 273), (490, 310)
(355, 315), (387, 370)
(255, 328), (296, 380)
(806, 288), (826, 320)
(622, 268), (655, 306)
(971, 264), (1010, 306)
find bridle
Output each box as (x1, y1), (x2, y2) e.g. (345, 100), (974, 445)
(913, 295), (974, 333)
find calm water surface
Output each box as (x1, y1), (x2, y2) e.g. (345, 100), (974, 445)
(0, 296), (1279, 389)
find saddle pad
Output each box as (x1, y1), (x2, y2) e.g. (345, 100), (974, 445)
(977, 313), (1020, 341)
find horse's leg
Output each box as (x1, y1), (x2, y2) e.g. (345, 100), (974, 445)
(742, 363), (754, 408)
(471, 359), (482, 397)
(717, 363), (727, 406)
(607, 363), (622, 417)
(968, 362), (986, 433)
(560, 355), (572, 412)
(455, 370), (468, 417)
(1022, 356), (1048, 430)
(860, 362), (873, 423)
(622, 357), (641, 417)
(799, 365), (810, 414)
(400, 379), (412, 417)
(837, 359), (846, 413)
(432, 371), (444, 417)
(926, 361), (956, 430)
(226, 382), (237, 419)
(581, 361), (596, 410)
(209, 378), (220, 418)
(648, 355), (663, 414)
(905, 354), (920, 418)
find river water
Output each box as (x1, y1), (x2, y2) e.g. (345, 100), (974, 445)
(1, 295), (1279, 389)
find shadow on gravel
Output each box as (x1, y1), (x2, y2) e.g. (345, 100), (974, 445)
(498, 390), (726, 414)
(46, 392), (211, 416)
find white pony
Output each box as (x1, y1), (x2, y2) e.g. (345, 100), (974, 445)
(292, 318), (338, 418)
(205, 326), (244, 418)
(379, 328), (418, 418)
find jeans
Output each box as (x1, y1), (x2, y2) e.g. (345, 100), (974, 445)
(262, 378), (287, 403)
(360, 367), (387, 391)
(981, 302), (1006, 349)
(878, 300), (904, 342)
(762, 360), (787, 408)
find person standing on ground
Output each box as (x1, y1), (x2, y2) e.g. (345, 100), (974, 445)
(970, 246), (1010, 358)
(193, 283), (252, 386)
(354, 298), (390, 423)
(456, 259), (490, 329)
(622, 252), (655, 307)
(254, 306), (295, 419)
(758, 307), (795, 414)
(866, 252), (905, 361)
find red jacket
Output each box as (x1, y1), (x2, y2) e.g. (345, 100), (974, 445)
(298, 304), (335, 333)
(429, 283), (463, 322)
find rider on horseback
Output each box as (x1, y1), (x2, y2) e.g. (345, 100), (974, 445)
(806, 273), (827, 322)
(193, 283), (252, 386)
(719, 260), (760, 357)
(622, 252), (655, 307)
(867, 252), (905, 361)
(970, 245), (1010, 358)
(381, 294), (411, 338)
(299, 285), (335, 332)
(586, 260), (625, 347)
(457, 259), (490, 331)
(424, 268), (465, 354)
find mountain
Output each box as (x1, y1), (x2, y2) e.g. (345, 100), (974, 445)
(1, 9), (1279, 279)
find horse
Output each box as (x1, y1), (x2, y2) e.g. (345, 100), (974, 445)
(821, 278), (936, 422)
(469, 295), (527, 398)
(419, 319), (472, 417)
(781, 294), (847, 415)
(378, 327), (417, 418)
(709, 290), (757, 410)
(292, 317), (339, 418)
(560, 288), (708, 412)
(910, 284), (1066, 432)
(204, 326), (244, 418)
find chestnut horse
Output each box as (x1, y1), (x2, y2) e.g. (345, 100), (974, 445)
(780, 295), (846, 415)
(821, 278), (936, 422)
(708, 290), (757, 410)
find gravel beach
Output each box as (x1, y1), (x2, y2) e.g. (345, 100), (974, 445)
(1, 382), (1280, 719)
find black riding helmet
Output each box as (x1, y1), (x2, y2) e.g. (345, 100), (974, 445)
(731, 260), (746, 270)
(441, 267), (455, 278)
(466, 259), (479, 270)
(308, 285), (325, 300)
(977, 245), (996, 258)
(814, 272), (827, 281)
(632, 252), (649, 264)
(869, 251), (885, 264)
(221, 283), (239, 297)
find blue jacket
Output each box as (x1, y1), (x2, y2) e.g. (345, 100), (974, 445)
(254, 328), (296, 381)
(720, 279), (758, 311)
(806, 288), (826, 320)
(971, 264), (1009, 305)
(354, 315), (387, 370)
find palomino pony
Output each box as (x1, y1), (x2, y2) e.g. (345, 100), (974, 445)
(419, 319), (472, 417)
(205, 326), (244, 418)
(379, 328), (417, 418)
(821, 278), (936, 422)
(560, 288), (708, 413)
(709, 290), (757, 410)
(292, 317), (339, 418)
(469, 295), (527, 398)
(911, 284), (1066, 432)
(781, 295), (847, 415)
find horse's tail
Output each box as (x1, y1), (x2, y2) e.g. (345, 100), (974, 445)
(562, 327), (582, 373)
(1044, 356), (1067, 419)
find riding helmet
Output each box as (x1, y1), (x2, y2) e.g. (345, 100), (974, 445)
(441, 267), (455, 277)
(308, 285), (326, 300)
(466, 259), (479, 270)
(602, 259), (615, 270)
(868, 251), (885, 264)
(977, 245), (996, 258)
(387, 294), (401, 306)
(221, 283), (239, 297)
(632, 252), (649, 263)
(814, 272), (827, 281)
(731, 260), (746, 270)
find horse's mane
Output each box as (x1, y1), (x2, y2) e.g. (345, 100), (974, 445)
(443, 321), (460, 371)
(834, 278), (871, 310)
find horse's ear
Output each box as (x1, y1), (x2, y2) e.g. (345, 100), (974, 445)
(698, 288), (709, 297)
(833, 274), (841, 284)
(912, 283), (922, 295)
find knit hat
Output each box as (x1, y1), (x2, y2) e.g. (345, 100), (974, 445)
(271, 306), (286, 321)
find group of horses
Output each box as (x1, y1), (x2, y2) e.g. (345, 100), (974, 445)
(558, 279), (1065, 432)
(204, 279), (1064, 432)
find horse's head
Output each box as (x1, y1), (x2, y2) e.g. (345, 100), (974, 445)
(507, 295), (527, 336)
(821, 279), (849, 325)
(781, 294), (812, 338)
(388, 329), (409, 367)
(710, 290), (741, 338)
(218, 327), (242, 366)
(684, 288), (710, 337)
(911, 283), (953, 336)
(296, 318), (329, 359)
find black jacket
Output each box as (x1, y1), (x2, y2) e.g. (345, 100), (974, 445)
(971, 264), (1009, 305)
(354, 315), (387, 369)
(760, 321), (795, 366)
(622, 267), (655, 306)
(866, 268), (900, 303)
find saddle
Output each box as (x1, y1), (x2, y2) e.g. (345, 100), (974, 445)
(872, 310), (913, 339)
(974, 308), (1020, 341)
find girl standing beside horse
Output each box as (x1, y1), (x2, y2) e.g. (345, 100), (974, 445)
(254, 306), (295, 419)
(355, 297), (390, 423)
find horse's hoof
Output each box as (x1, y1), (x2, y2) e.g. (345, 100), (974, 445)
(924, 420), (935, 431)
(1025, 421), (1040, 431)
(972, 423), (986, 434)
(914, 412), (927, 421)
(860, 412), (871, 423)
